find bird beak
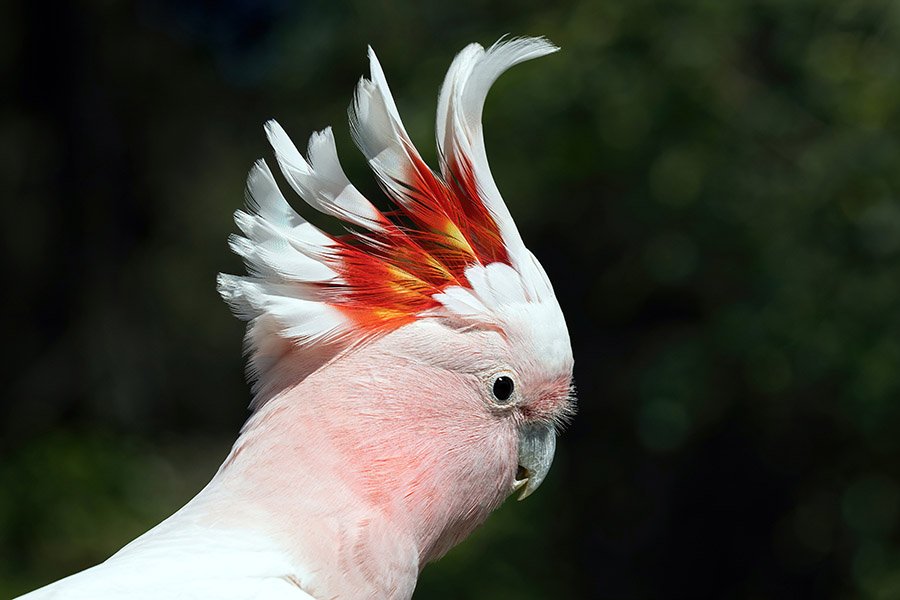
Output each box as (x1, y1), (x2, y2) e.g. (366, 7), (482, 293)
(512, 422), (556, 500)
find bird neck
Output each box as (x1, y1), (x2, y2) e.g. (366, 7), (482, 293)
(181, 341), (514, 599)
(169, 329), (517, 598)
(186, 398), (420, 599)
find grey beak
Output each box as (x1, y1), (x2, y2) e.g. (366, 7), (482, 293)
(513, 422), (556, 500)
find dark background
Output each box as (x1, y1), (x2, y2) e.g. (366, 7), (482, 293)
(3, 0), (900, 598)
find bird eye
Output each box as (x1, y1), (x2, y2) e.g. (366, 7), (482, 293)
(492, 375), (515, 403)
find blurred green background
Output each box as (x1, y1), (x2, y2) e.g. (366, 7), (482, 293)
(3, 0), (900, 597)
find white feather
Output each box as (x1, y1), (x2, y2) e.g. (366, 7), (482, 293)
(244, 160), (334, 247)
(219, 276), (346, 344)
(266, 120), (384, 231)
(16, 513), (315, 600)
(482, 262), (527, 306)
(432, 286), (491, 319)
(349, 48), (424, 206)
(436, 37), (559, 288)
(460, 262), (527, 313)
(228, 234), (336, 282)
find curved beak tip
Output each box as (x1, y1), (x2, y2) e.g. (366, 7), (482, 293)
(514, 423), (556, 501)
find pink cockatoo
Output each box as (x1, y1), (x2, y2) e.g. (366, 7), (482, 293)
(21, 36), (575, 599)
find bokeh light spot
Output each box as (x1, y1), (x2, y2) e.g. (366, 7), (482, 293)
(643, 232), (698, 283)
(638, 398), (690, 452)
(842, 474), (900, 538)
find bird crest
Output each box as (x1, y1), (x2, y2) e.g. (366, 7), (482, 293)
(219, 37), (567, 402)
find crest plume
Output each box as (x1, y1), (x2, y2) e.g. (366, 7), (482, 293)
(219, 37), (561, 402)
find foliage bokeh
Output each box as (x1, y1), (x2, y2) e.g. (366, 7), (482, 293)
(3, 0), (900, 597)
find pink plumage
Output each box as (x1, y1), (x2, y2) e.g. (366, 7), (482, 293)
(20, 36), (575, 600)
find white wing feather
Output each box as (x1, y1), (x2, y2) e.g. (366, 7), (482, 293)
(16, 521), (315, 600)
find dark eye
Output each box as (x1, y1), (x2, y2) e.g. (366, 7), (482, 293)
(492, 375), (515, 402)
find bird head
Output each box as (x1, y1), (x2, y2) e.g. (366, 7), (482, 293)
(218, 37), (574, 563)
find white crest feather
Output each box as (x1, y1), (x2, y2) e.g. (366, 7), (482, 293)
(265, 120), (385, 231)
(349, 48), (432, 208)
(436, 37), (559, 289)
(219, 37), (569, 405)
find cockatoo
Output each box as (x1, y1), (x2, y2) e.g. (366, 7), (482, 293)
(20, 36), (574, 599)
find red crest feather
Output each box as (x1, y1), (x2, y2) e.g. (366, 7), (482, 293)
(326, 151), (511, 331)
